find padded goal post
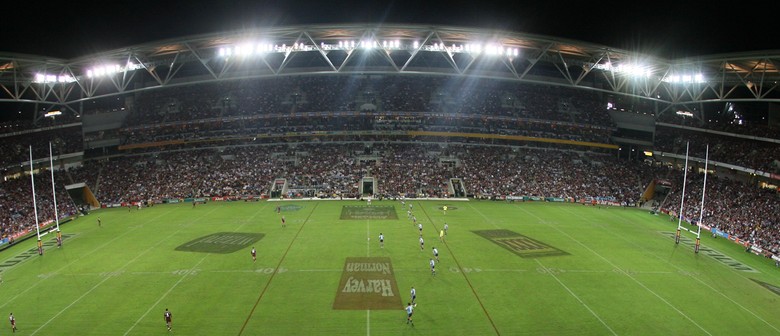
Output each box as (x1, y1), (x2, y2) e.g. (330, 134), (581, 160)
(674, 142), (709, 254)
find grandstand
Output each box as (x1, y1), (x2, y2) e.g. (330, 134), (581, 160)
(1, 24), (777, 249)
(0, 24), (778, 334)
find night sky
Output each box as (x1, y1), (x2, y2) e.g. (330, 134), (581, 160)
(1, 0), (777, 59)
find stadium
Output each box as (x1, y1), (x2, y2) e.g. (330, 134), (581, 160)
(0, 23), (779, 335)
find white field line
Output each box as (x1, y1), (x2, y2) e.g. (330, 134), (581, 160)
(32, 207), (212, 335)
(0, 233), (86, 275)
(52, 267), (673, 276)
(122, 258), (208, 335)
(124, 202), (269, 335)
(535, 259), (618, 335)
(467, 202), (619, 336)
(515, 205), (713, 336)
(0, 208), (177, 311)
(584, 207), (780, 334)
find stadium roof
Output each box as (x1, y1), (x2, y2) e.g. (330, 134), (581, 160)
(1, 24), (779, 118)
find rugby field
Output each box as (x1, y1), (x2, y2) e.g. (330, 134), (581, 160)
(1, 200), (779, 335)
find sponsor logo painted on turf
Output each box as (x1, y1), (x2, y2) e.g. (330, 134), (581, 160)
(340, 206), (398, 220)
(660, 231), (757, 272)
(750, 279), (780, 296)
(175, 232), (264, 254)
(473, 229), (568, 258)
(333, 257), (402, 310)
(0, 234), (76, 274)
(279, 205), (303, 212)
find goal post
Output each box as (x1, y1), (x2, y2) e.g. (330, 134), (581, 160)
(48, 142), (63, 247)
(674, 142), (690, 246)
(693, 144), (710, 254)
(675, 142), (709, 254)
(28, 146), (43, 255)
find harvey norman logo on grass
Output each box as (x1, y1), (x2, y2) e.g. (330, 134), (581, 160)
(333, 257), (401, 310)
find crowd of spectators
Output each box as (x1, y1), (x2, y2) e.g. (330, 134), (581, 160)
(0, 126), (84, 168)
(0, 170), (78, 241)
(661, 172), (780, 255)
(0, 113), (81, 136)
(655, 126), (779, 173)
(63, 143), (654, 204)
(121, 76), (616, 147)
(657, 111), (780, 140)
(2, 139), (778, 257)
(1, 75), (777, 255)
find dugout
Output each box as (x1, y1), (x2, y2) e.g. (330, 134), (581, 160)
(360, 177), (377, 197)
(65, 183), (100, 210)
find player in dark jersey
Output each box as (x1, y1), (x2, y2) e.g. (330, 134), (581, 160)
(164, 308), (172, 331)
(9, 312), (16, 333)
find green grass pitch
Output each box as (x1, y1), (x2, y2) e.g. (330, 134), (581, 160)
(1, 200), (779, 335)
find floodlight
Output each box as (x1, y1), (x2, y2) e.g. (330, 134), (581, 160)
(485, 44), (503, 55)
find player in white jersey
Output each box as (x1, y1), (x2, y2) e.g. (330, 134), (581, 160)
(432, 247), (439, 262)
(419, 236), (424, 250)
(405, 302), (414, 325)
(429, 258), (436, 276)
(410, 287), (416, 305)
(379, 233), (384, 248)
